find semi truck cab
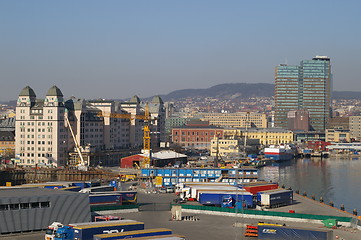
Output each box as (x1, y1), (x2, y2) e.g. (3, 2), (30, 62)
(54, 226), (73, 240)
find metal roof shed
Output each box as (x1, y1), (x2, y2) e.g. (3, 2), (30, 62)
(0, 187), (90, 234)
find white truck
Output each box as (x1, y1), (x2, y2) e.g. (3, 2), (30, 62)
(45, 222), (63, 240)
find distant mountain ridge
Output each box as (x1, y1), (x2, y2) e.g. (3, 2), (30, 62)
(161, 83), (361, 101)
(161, 83), (274, 100)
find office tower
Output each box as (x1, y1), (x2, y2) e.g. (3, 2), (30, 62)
(275, 56), (332, 132)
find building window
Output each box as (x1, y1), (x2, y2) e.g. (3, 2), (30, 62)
(20, 203), (29, 209)
(9, 204), (19, 210)
(31, 202), (40, 208)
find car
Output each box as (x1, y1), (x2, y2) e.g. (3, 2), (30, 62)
(173, 198), (186, 204)
(166, 187), (175, 193)
(158, 187), (167, 193)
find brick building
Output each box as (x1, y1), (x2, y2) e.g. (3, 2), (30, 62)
(171, 120), (223, 149)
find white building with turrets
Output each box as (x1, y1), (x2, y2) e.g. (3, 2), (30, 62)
(15, 86), (68, 166)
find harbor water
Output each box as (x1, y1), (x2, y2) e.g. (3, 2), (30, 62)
(259, 157), (361, 214)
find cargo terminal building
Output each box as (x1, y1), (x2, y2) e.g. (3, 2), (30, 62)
(0, 188), (90, 234)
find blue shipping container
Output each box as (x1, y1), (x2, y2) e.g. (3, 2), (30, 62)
(199, 192), (254, 208)
(73, 222), (144, 240)
(93, 228), (173, 240)
(258, 225), (333, 240)
(89, 194), (122, 205)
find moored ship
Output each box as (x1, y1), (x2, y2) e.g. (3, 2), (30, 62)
(264, 145), (294, 161)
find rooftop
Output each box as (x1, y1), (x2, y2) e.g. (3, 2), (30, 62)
(19, 86), (36, 97)
(46, 85), (63, 97)
(0, 187), (81, 198)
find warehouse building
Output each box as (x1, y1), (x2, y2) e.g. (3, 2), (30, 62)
(0, 187), (90, 234)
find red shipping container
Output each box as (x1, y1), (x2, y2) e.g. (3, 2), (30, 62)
(244, 184), (278, 195)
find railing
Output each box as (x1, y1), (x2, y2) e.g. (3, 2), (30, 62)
(178, 204), (353, 222)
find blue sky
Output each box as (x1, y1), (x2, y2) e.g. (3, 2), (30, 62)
(1, 1), (360, 101)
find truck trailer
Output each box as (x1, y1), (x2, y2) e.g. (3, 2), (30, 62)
(257, 189), (293, 208)
(90, 191), (137, 204)
(179, 185), (241, 200)
(198, 191), (254, 208)
(124, 235), (185, 240)
(89, 193), (122, 206)
(46, 220), (137, 240)
(54, 221), (144, 240)
(93, 228), (173, 240)
(257, 225), (333, 240)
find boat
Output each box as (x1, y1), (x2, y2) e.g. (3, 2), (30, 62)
(263, 145), (294, 161)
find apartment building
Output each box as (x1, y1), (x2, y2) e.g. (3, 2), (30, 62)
(194, 112), (267, 128)
(349, 116), (361, 141)
(172, 121), (224, 149)
(325, 129), (350, 142)
(15, 86), (68, 166)
(224, 128), (293, 146)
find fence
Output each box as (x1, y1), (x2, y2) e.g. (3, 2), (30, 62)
(138, 203), (172, 211)
(178, 204), (353, 223)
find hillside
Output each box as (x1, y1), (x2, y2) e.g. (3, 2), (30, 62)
(161, 83), (361, 101)
(161, 83), (274, 101)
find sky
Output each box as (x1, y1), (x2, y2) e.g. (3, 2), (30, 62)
(1, 0), (361, 101)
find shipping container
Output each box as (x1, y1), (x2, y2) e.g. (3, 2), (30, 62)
(79, 185), (115, 193)
(257, 225), (333, 240)
(54, 221), (144, 240)
(257, 189), (293, 208)
(89, 193), (122, 206)
(180, 185), (241, 200)
(124, 234), (185, 240)
(90, 191), (137, 204)
(243, 183), (278, 195)
(69, 220), (136, 227)
(93, 228), (173, 240)
(199, 191), (254, 208)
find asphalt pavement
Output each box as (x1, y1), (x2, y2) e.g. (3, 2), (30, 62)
(3, 189), (361, 240)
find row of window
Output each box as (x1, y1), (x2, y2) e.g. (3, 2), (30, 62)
(0, 201), (50, 211)
(19, 153), (53, 157)
(174, 131), (215, 136)
(19, 116), (56, 120)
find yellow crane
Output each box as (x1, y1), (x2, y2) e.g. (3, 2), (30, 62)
(96, 103), (152, 168)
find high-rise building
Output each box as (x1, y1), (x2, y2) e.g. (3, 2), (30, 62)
(275, 56), (332, 132)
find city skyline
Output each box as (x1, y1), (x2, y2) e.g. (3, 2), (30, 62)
(1, 1), (361, 101)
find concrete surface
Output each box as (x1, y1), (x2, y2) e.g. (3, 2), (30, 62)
(2, 190), (361, 240)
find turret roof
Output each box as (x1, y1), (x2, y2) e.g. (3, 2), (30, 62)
(152, 95), (164, 104)
(19, 86), (36, 97)
(46, 85), (63, 97)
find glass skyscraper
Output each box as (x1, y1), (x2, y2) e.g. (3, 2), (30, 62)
(275, 56), (332, 132)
